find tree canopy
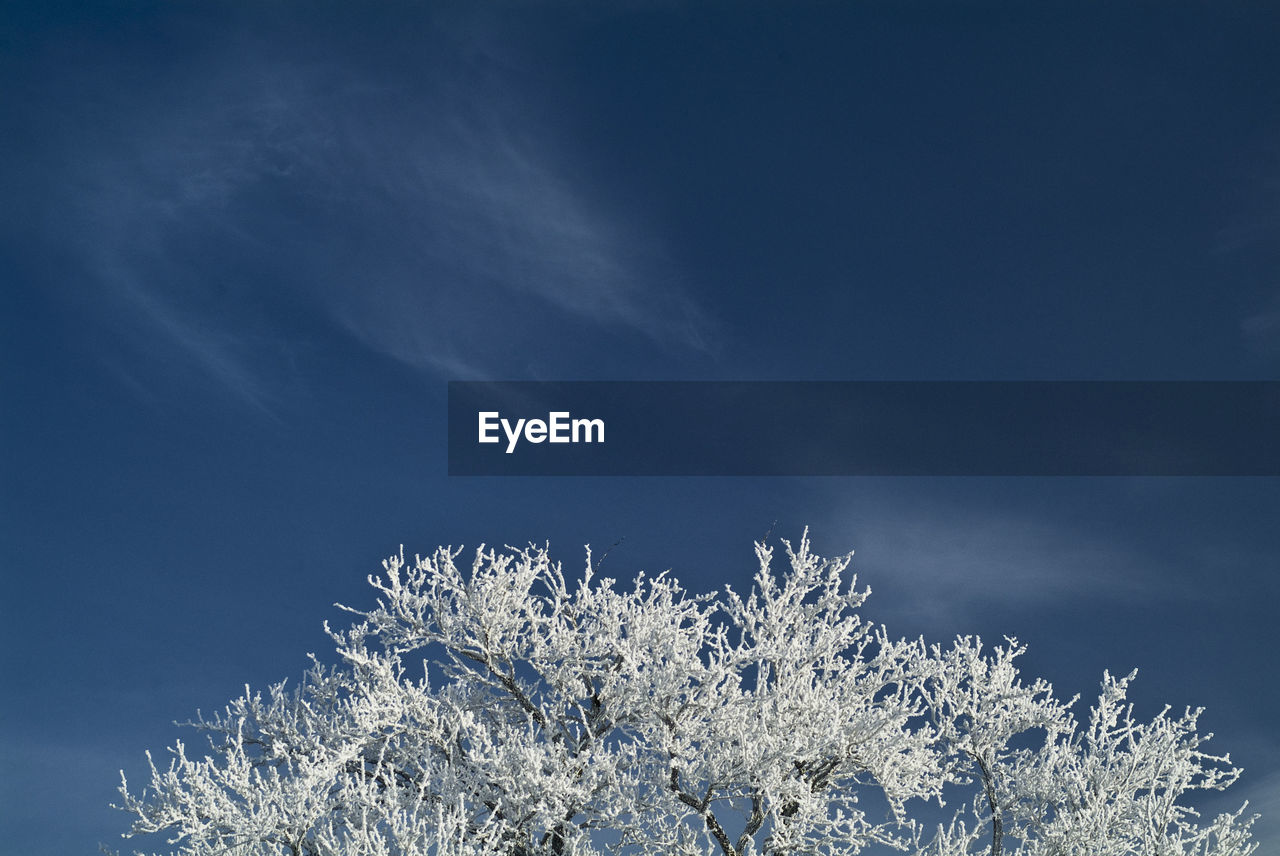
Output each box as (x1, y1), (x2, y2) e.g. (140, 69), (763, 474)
(116, 533), (1258, 856)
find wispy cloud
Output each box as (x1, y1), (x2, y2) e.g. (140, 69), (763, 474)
(1238, 769), (1280, 854)
(1241, 297), (1280, 358)
(814, 492), (1164, 627)
(1196, 752), (1280, 856)
(47, 31), (713, 409)
(1217, 147), (1280, 363)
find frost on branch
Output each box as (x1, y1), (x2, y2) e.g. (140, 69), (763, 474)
(115, 532), (1258, 856)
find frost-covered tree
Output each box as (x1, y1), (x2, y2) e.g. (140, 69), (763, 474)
(115, 533), (1258, 856)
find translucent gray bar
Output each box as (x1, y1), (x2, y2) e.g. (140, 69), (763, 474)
(447, 382), (1280, 476)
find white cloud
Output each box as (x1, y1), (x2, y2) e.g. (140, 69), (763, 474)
(814, 493), (1164, 627)
(1222, 765), (1280, 854)
(1242, 297), (1280, 357)
(54, 40), (713, 408)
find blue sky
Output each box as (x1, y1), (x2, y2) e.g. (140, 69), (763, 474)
(2, 3), (1280, 853)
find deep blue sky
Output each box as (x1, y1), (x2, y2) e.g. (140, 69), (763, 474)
(2, 3), (1279, 853)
